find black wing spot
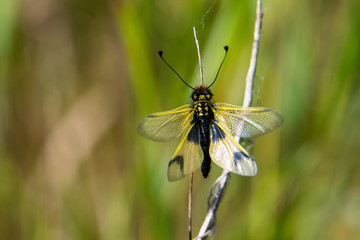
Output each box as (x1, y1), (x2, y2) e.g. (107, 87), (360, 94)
(210, 122), (225, 142)
(187, 123), (201, 144)
(233, 151), (254, 162)
(169, 156), (184, 172)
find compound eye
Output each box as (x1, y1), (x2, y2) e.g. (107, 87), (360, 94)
(192, 93), (199, 101)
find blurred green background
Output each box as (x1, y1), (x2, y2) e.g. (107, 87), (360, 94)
(1, 0), (360, 239)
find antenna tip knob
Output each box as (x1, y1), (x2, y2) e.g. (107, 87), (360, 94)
(158, 50), (163, 57)
(224, 46), (229, 51)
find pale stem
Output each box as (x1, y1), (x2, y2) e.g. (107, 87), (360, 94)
(194, 0), (263, 239)
(193, 27), (204, 85)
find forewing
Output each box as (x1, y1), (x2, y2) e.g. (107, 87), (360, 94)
(209, 120), (257, 176)
(213, 103), (283, 139)
(137, 105), (193, 142)
(167, 123), (203, 182)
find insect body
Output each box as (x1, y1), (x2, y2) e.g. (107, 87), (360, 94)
(189, 85), (214, 178)
(137, 47), (283, 182)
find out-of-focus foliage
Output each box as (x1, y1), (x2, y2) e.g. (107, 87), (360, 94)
(1, 0), (359, 239)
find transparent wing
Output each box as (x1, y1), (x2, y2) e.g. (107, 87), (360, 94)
(213, 103), (284, 139)
(137, 105), (193, 142)
(209, 120), (257, 176)
(167, 123), (203, 182)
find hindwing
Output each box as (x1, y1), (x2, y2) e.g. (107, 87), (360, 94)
(167, 122), (203, 182)
(209, 120), (257, 176)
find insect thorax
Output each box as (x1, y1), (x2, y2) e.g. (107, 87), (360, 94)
(193, 100), (214, 120)
(191, 86), (214, 121)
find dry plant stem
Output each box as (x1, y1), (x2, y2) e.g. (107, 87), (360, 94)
(189, 173), (194, 240)
(243, 0), (263, 108)
(195, 172), (230, 240)
(195, 0), (263, 239)
(193, 27), (204, 85)
(189, 26), (202, 240)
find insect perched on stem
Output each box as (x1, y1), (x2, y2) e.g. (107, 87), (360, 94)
(138, 46), (283, 182)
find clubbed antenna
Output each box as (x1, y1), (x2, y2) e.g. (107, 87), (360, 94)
(158, 51), (195, 90)
(207, 46), (228, 89)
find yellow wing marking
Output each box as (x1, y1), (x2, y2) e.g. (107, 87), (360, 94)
(137, 104), (193, 141)
(213, 103), (283, 139)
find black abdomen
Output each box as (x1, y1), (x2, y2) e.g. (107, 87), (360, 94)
(193, 101), (214, 178)
(200, 121), (211, 178)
